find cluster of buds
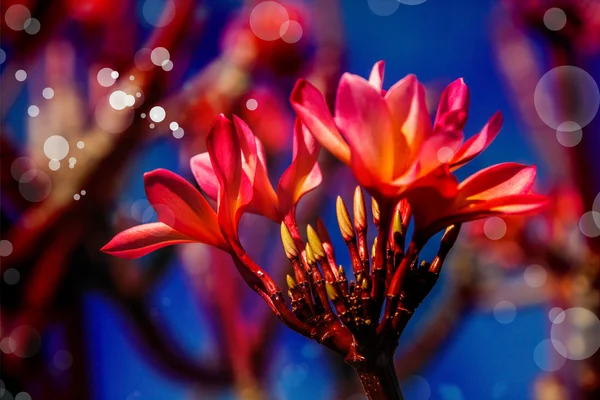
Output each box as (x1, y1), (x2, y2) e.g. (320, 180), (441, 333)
(279, 189), (462, 356)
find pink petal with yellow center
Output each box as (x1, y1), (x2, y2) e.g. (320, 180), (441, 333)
(291, 79), (351, 164)
(385, 74), (431, 160)
(335, 73), (396, 182)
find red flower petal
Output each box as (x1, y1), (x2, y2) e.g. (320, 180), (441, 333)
(368, 60), (385, 93)
(450, 111), (503, 170)
(385, 74), (431, 155)
(144, 169), (227, 249)
(277, 119), (322, 216)
(101, 222), (196, 259)
(233, 115), (279, 221)
(458, 162), (537, 201)
(207, 114), (253, 243)
(434, 78), (470, 131)
(416, 129), (464, 176)
(290, 79), (351, 164)
(190, 153), (219, 200)
(335, 73), (397, 183)
(418, 194), (549, 241)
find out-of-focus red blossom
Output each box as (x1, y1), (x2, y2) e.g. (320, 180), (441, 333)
(235, 87), (293, 152)
(221, 1), (309, 75)
(291, 61), (501, 202)
(504, 0), (600, 53)
(66, 0), (125, 22)
(102, 114), (321, 258)
(463, 216), (529, 269)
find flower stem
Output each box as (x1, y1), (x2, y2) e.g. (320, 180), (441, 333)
(352, 357), (404, 400)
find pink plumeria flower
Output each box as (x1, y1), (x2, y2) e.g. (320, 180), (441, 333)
(102, 114), (321, 257)
(291, 60), (503, 205)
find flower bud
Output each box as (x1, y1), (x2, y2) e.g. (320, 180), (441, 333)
(371, 197), (380, 225)
(286, 274), (297, 289)
(280, 222), (299, 259)
(353, 186), (367, 231)
(307, 224), (325, 259)
(336, 196), (355, 241)
(326, 282), (338, 300)
(305, 243), (317, 265)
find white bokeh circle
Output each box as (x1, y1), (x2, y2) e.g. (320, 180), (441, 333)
(550, 307), (600, 361)
(534, 66), (600, 131)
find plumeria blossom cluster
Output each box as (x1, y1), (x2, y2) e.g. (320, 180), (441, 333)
(103, 61), (547, 398)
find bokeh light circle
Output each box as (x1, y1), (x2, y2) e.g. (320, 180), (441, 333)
(27, 105), (39, 117)
(95, 97), (135, 133)
(4, 268), (20, 285)
(11, 157), (37, 183)
(579, 211), (600, 238)
(484, 217), (507, 240)
(131, 199), (152, 223)
(534, 339), (567, 372)
(43, 135), (69, 160)
(494, 301), (516, 324)
(48, 159), (60, 171)
(436, 146), (454, 163)
(5, 5), (31, 31)
(367, 0), (399, 16)
(246, 99), (258, 111)
(534, 66), (600, 130)
(142, 0), (176, 27)
(15, 70), (27, 82)
(150, 47), (170, 66)
(550, 307), (600, 361)
(15, 392), (32, 400)
(544, 8), (567, 31)
(549, 307), (565, 324)
(556, 121), (582, 147)
(523, 264), (547, 288)
(97, 68), (117, 87)
(398, 0), (428, 5)
(24, 18), (40, 35)
(149, 106), (166, 122)
(42, 87), (55, 99)
(10, 325), (42, 358)
(172, 128), (184, 139)
(19, 170), (51, 202)
(249, 1), (289, 41)
(280, 20), (303, 43)
(0, 240), (13, 257)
